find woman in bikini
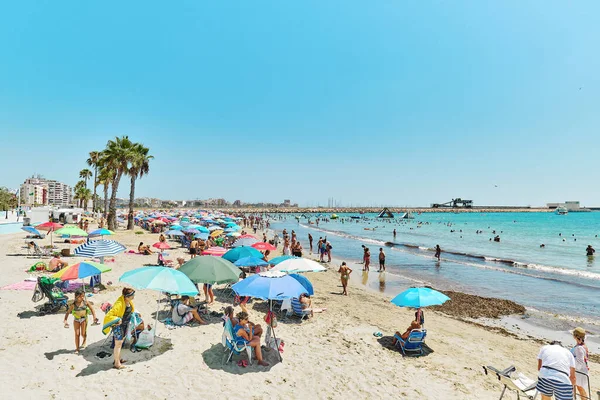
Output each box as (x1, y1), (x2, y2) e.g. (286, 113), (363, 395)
(234, 312), (269, 367)
(338, 262), (352, 296)
(63, 289), (99, 354)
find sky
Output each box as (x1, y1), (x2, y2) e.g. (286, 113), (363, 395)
(0, 1), (598, 207)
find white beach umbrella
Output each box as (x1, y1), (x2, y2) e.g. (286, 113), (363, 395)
(271, 258), (327, 274)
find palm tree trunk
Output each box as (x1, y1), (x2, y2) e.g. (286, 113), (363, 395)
(127, 175), (136, 230)
(103, 184), (109, 219)
(92, 166), (97, 213)
(108, 171), (122, 231)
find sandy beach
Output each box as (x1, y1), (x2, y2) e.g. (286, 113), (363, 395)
(0, 225), (597, 399)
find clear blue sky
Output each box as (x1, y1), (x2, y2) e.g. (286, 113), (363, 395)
(1, 1), (598, 207)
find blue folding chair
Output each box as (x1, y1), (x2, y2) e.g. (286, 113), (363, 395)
(394, 329), (427, 356)
(221, 318), (253, 363)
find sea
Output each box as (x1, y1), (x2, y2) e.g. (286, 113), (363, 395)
(269, 211), (600, 344)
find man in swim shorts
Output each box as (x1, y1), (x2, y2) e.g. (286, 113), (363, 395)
(378, 248), (385, 272)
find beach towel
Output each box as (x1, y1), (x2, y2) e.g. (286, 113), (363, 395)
(103, 295), (135, 335)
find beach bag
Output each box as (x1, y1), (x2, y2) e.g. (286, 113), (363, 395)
(136, 326), (155, 349)
(264, 311), (278, 328)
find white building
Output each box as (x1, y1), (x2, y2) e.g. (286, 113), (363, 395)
(20, 176), (72, 207)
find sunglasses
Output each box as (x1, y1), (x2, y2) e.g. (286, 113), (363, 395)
(125, 291), (136, 297)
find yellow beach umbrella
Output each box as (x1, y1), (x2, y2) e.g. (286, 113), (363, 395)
(210, 230), (224, 237)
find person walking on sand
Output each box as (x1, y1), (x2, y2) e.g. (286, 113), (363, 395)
(308, 233), (313, 254)
(435, 245), (441, 260)
(364, 247), (371, 270)
(378, 248), (385, 272)
(326, 241), (332, 263)
(338, 262), (352, 295)
(103, 288), (136, 370)
(571, 327), (590, 400)
(64, 289), (99, 354)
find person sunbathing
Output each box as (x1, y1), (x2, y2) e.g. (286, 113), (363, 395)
(48, 254), (68, 272)
(299, 293), (326, 317)
(138, 242), (153, 255)
(172, 295), (206, 325)
(392, 320), (422, 345)
(234, 312), (269, 367)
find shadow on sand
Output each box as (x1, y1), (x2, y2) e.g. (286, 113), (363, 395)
(201, 343), (281, 375)
(44, 335), (173, 377)
(376, 335), (434, 357)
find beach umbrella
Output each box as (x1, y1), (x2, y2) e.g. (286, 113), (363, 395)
(390, 287), (450, 308)
(152, 242), (171, 250)
(210, 230), (224, 238)
(55, 226), (89, 237)
(268, 255), (299, 265)
(251, 242), (276, 251)
(289, 273), (314, 296)
(208, 225), (222, 231)
(88, 228), (115, 237)
(52, 261), (111, 281)
(36, 221), (63, 247)
(120, 266), (198, 295)
(231, 271), (307, 300)
(238, 234), (257, 239)
(197, 226), (210, 233)
(227, 232), (241, 237)
(73, 240), (126, 262)
(165, 229), (184, 237)
(179, 256), (241, 284)
(272, 258), (327, 273)
(202, 246), (227, 256)
(223, 246), (263, 263)
(234, 256), (268, 268)
(152, 220), (166, 226)
(194, 233), (209, 240)
(233, 237), (259, 247)
(21, 226), (42, 236)
(169, 224), (183, 230)
(119, 266), (199, 335)
(224, 228), (237, 233)
(183, 228), (200, 234)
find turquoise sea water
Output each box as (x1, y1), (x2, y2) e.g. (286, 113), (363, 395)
(271, 212), (600, 321)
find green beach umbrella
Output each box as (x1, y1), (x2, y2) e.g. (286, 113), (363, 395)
(179, 256), (241, 284)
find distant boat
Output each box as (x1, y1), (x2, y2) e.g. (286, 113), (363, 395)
(555, 207), (568, 215)
(331, 214), (339, 219)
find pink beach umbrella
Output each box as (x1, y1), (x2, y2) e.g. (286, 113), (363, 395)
(202, 246), (227, 256)
(251, 242), (276, 251)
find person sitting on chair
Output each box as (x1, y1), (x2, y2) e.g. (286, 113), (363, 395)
(172, 295), (206, 325)
(392, 320), (422, 345)
(299, 293), (326, 317)
(48, 254), (68, 272)
(234, 312), (269, 367)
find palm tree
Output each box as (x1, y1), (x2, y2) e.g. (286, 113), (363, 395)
(79, 169), (92, 190)
(87, 151), (101, 212)
(100, 136), (134, 231)
(73, 181), (86, 208)
(126, 143), (153, 230)
(97, 167), (114, 217)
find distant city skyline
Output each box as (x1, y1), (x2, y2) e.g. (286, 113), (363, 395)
(1, 2), (598, 207)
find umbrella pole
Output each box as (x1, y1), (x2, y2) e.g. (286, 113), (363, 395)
(269, 300), (282, 362)
(154, 293), (160, 337)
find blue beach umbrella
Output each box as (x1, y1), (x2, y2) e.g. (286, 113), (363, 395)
(21, 226), (42, 236)
(224, 228), (237, 233)
(194, 233), (209, 240)
(289, 273), (314, 296)
(169, 224), (183, 230)
(390, 287), (450, 308)
(183, 228), (200, 234)
(208, 225), (222, 231)
(233, 237), (259, 247)
(88, 228), (115, 237)
(234, 256), (268, 268)
(268, 255), (299, 265)
(223, 247), (263, 263)
(197, 226), (210, 233)
(231, 271), (308, 300)
(74, 239), (126, 258)
(166, 229), (185, 236)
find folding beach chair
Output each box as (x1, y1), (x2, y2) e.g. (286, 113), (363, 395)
(222, 318), (252, 364)
(290, 298), (311, 320)
(482, 365), (539, 400)
(394, 329), (427, 356)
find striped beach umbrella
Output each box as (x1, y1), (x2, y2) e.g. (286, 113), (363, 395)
(233, 237), (259, 247)
(74, 239), (126, 258)
(52, 261), (111, 281)
(202, 246), (227, 256)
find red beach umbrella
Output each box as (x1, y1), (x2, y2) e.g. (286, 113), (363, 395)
(238, 234), (257, 239)
(36, 221), (64, 232)
(251, 242), (276, 251)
